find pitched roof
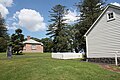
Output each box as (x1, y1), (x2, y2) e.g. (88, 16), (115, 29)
(84, 4), (120, 36)
(23, 39), (43, 45)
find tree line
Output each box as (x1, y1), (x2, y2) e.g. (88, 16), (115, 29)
(46, 0), (106, 53)
(0, 13), (9, 52)
(0, 0), (106, 53)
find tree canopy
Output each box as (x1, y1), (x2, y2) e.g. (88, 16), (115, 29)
(10, 28), (24, 54)
(75, 0), (106, 52)
(0, 13), (9, 52)
(46, 1), (106, 53)
(47, 4), (70, 52)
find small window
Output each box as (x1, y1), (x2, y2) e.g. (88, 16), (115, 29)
(108, 13), (114, 19)
(107, 12), (115, 21)
(31, 44), (36, 49)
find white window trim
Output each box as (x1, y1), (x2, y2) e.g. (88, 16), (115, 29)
(31, 44), (36, 50)
(107, 11), (115, 21)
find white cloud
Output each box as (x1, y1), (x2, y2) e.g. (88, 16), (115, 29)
(0, 4), (9, 18)
(6, 17), (17, 30)
(13, 9), (46, 32)
(6, 24), (17, 30)
(0, 0), (13, 7)
(63, 10), (79, 24)
(111, 2), (120, 7)
(0, 0), (13, 18)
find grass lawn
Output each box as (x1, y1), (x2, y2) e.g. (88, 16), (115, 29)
(0, 53), (120, 80)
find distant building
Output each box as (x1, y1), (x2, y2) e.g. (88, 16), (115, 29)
(23, 36), (43, 53)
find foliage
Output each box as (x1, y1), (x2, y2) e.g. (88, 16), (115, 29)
(0, 37), (8, 52)
(31, 37), (41, 42)
(40, 38), (53, 52)
(66, 25), (81, 52)
(47, 4), (70, 52)
(46, 2), (106, 53)
(29, 37), (53, 52)
(0, 53), (120, 80)
(75, 0), (106, 52)
(10, 28), (24, 54)
(0, 13), (9, 52)
(0, 14), (7, 38)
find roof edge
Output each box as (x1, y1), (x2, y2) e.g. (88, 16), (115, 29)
(23, 39), (43, 45)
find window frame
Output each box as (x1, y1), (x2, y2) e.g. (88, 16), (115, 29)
(107, 11), (115, 21)
(31, 44), (36, 50)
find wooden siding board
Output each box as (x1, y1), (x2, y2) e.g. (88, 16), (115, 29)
(87, 7), (120, 58)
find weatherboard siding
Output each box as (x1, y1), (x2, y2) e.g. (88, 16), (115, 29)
(87, 7), (120, 58)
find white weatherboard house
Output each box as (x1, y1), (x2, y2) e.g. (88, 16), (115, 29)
(84, 4), (120, 61)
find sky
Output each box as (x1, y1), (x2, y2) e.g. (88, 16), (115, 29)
(0, 0), (120, 39)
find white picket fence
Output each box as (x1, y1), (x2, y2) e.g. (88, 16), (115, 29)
(52, 52), (83, 59)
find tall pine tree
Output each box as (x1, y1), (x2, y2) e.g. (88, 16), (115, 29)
(47, 4), (69, 52)
(75, 0), (106, 52)
(0, 13), (9, 52)
(0, 13), (8, 38)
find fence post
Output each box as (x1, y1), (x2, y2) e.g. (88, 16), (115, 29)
(115, 51), (118, 66)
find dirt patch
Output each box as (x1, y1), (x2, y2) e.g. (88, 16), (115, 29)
(100, 64), (120, 73)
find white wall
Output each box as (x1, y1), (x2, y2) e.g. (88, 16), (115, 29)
(86, 7), (120, 58)
(52, 53), (82, 59)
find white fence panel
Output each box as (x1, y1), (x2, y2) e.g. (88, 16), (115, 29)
(52, 53), (82, 59)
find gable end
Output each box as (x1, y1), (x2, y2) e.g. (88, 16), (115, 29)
(84, 4), (120, 37)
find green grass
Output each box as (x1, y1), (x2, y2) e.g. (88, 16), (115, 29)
(0, 53), (120, 80)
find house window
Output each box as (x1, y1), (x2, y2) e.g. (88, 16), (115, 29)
(108, 13), (114, 19)
(107, 12), (115, 21)
(31, 44), (36, 49)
